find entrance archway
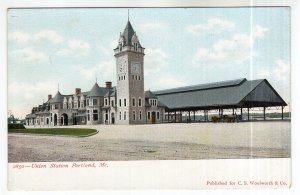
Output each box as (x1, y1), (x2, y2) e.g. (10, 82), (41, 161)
(54, 114), (57, 126)
(111, 113), (115, 124)
(61, 113), (68, 126)
(151, 112), (156, 124)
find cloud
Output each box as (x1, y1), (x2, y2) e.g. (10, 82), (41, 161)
(33, 30), (63, 44)
(144, 47), (167, 75)
(57, 39), (90, 56)
(11, 47), (48, 64)
(149, 76), (187, 90)
(193, 25), (268, 67)
(186, 18), (235, 35)
(8, 31), (30, 43)
(258, 59), (290, 81)
(74, 59), (116, 83)
(8, 81), (58, 118)
(138, 22), (167, 33)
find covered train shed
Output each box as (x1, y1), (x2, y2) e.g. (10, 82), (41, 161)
(153, 78), (287, 122)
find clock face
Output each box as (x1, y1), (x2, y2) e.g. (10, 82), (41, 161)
(131, 63), (141, 74)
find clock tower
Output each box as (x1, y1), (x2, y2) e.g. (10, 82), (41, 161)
(114, 20), (146, 124)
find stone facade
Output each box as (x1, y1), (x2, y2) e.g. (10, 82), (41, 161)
(25, 20), (166, 126)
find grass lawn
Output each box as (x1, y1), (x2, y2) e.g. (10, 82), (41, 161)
(8, 128), (97, 136)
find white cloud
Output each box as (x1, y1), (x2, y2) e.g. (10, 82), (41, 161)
(75, 59), (116, 83)
(138, 22), (167, 33)
(144, 47), (167, 75)
(33, 30), (63, 44)
(149, 77), (187, 90)
(8, 31), (30, 43)
(57, 39), (90, 56)
(193, 25), (268, 67)
(11, 47), (48, 64)
(258, 59), (290, 81)
(187, 18), (235, 35)
(8, 81), (58, 118)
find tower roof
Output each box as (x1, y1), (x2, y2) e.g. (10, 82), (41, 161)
(50, 91), (64, 103)
(122, 21), (135, 46)
(87, 83), (108, 97)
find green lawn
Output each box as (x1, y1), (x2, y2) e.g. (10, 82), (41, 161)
(8, 128), (97, 136)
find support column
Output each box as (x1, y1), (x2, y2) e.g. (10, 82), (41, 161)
(247, 107), (250, 121)
(180, 111), (182, 123)
(281, 106), (284, 120)
(167, 112), (170, 123)
(174, 111), (177, 123)
(240, 107), (243, 121)
(263, 107), (266, 120)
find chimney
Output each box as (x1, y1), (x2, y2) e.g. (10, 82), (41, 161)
(105, 81), (112, 89)
(75, 88), (81, 95)
(48, 94), (52, 101)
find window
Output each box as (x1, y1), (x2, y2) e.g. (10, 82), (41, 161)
(105, 98), (108, 106)
(138, 76), (141, 80)
(119, 99), (121, 107)
(93, 109), (98, 121)
(81, 102), (84, 108)
(147, 112), (151, 120)
(124, 75), (126, 80)
(139, 111), (142, 120)
(138, 98), (142, 107)
(135, 75), (137, 80)
(157, 111), (160, 120)
(119, 112), (122, 120)
(93, 99), (98, 106)
(55, 104), (58, 109)
(132, 98), (136, 106)
(132, 75), (134, 80)
(133, 111), (136, 121)
(124, 98), (126, 107)
(124, 111), (126, 120)
(111, 100), (114, 107)
(87, 110), (90, 121)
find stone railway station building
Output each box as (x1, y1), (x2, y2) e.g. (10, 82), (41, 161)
(26, 20), (287, 126)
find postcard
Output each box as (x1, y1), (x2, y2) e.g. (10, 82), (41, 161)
(6, 1), (292, 191)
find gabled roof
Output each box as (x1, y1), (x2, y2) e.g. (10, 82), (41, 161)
(154, 78), (287, 111)
(145, 90), (158, 99)
(50, 91), (64, 103)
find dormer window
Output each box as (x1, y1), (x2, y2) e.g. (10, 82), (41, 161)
(149, 99), (157, 106)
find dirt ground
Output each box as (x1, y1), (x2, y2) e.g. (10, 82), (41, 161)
(8, 121), (291, 162)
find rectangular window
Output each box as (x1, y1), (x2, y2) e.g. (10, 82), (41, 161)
(87, 110), (90, 121)
(138, 98), (142, 107)
(133, 111), (136, 121)
(147, 112), (151, 120)
(105, 110), (108, 121)
(111, 100), (114, 107)
(132, 98), (135, 106)
(93, 99), (98, 106)
(93, 109), (98, 121)
(157, 111), (160, 120)
(55, 104), (58, 109)
(124, 98), (126, 107)
(138, 76), (141, 80)
(119, 112), (122, 120)
(124, 111), (126, 120)
(119, 99), (121, 107)
(139, 111), (142, 120)
(132, 75), (134, 80)
(105, 98), (108, 106)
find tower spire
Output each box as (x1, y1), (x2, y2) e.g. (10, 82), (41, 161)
(128, 9), (129, 21)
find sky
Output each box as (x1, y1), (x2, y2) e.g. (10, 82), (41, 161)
(7, 8), (290, 118)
